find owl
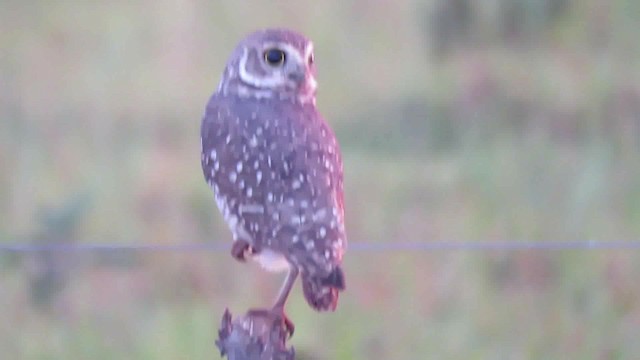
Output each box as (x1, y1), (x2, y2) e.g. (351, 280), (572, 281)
(200, 28), (346, 332)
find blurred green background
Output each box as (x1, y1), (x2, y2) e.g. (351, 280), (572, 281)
(2, 0), (640, 359)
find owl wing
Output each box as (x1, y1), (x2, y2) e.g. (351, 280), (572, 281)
(269, 106), (346, 275)
(201, 96), (264, 246)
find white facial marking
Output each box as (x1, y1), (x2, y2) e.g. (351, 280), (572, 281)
(237, 44), (297, 89)
(238, 48), (283, 88)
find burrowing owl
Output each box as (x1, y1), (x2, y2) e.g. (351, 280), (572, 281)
(200, 28), (346, 332)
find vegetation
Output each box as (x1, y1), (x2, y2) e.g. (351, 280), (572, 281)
(1, 0), (639, 358)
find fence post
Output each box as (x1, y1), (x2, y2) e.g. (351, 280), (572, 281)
(216, 308), (295, 360)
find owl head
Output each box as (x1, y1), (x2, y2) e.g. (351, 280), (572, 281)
(218, 29), (318, 103)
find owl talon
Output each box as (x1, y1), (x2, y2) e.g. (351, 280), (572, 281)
(282, 314), (295, 338)
(246, 308), (295, 338)
(231, 240), (254, 262)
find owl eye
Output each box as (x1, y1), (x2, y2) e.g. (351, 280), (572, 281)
(264, 48), (286, 66)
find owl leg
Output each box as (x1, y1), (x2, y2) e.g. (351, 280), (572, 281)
(272, 266), (299, 336)
(273, 266), (299, 309)
(230, 239), (254, 262)
(247, 266), (299, 337)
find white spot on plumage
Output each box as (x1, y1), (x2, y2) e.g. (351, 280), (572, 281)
(247, 187), (253, 198)
(292, 180), (301, 189)
(256, 171), (263, 184)
(319, 227), (326, 238)
(249, 135), (258, 147)
(267, 193), (274, 202)
(229, 172), (237, 183)
(313, 208), (327, 221)
(239, 204), (264, 214)
(236, 161), (243, 173)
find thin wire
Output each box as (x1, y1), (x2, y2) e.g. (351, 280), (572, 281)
(0, 240), (639, 253)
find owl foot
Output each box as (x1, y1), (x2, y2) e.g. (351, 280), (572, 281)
(246, 307), (295, 338)
(216, 308), (295, 359)
(231, 240), (255, 262)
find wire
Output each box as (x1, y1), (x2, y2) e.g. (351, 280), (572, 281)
(1, 240), (639, 253)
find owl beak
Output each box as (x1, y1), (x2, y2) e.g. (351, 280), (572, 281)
(288, 69), (317, 94)
(287, 69), (306, 84)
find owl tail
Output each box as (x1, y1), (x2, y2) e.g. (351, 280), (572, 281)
(301, 266), (345, 312)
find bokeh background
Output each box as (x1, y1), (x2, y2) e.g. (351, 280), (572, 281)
(2, 0), (640, 359)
